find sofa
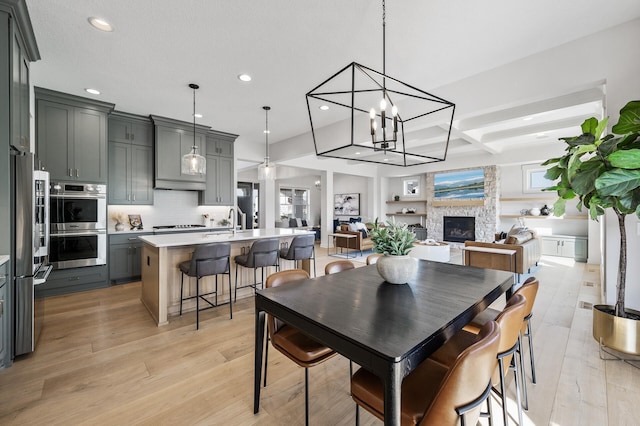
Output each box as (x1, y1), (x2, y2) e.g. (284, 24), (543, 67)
(463, 228), (541, 277)
(334, 224), (374, 254)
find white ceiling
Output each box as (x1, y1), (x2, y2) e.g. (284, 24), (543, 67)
(25, 0), (640, 172)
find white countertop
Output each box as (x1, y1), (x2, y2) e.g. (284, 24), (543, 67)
(108, 226), (233, 235)
(139, 228), (314, 248)
(0, 255), (9, 267)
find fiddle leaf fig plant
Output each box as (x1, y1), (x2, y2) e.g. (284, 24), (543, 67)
(370, 218), (417, 256)
(542, 100), (640, 318)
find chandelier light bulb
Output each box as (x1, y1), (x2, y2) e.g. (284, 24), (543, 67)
(380, 99), (387, 110)
(391, 105), (398, 116)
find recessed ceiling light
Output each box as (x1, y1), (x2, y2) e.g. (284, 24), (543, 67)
(355, 152), (361, 155)
(263, 130), (270, 134)
(88, 17), (113, 32)
(85, 88), (101, 95)
(523, 117), (533, 121)
(383, 158), (389, 162)
(536, 133), (546, 138)
(238, 74), (252, 82)
(319, 105), (329, 111)
(193, 113), (203, 118)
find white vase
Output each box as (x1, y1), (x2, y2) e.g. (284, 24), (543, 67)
(115, 222), (125, 232)
(376, 255), (418, 285)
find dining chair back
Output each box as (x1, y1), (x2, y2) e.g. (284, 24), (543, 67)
(325, 259), (355, 275)
(366, 253), (383, 265)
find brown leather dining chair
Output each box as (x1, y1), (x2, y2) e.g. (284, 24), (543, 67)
(465, 276), (539, 411)
(433, 294), (528, 426)
(324, 259), (355, 275)
(366, 253), (383, 265)
(263, 269), (337, 426)
(350, 321), (501, 426)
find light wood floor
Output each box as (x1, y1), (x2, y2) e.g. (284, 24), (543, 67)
(1, 248), (638, 425)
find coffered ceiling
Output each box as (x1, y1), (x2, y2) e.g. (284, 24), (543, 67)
(25, 0), (640, 174)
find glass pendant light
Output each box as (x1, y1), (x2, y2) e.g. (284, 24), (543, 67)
(257, 106), (276, 181)
(181, 83), (206, 175)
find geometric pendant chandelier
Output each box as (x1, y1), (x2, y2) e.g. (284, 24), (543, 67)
(306, 0), (456, 167)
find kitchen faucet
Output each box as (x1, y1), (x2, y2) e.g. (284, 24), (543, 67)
(228, 207), (235, 234)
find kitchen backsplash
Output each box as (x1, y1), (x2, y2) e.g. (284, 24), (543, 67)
(107, 190), (233, 230)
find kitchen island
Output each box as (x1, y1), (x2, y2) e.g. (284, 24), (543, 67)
(139, 228), (314, 326)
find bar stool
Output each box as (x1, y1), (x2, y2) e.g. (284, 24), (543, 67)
(178, 242), (232, 330)
(279, 234), (316, 277)
(234, 237), (280, 301)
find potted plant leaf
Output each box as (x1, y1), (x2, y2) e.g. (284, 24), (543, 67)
(542, 100), (640, 355)
(370, 218), (418, 284)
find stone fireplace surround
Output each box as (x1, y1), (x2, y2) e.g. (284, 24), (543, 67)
(425, 166), (498, 245)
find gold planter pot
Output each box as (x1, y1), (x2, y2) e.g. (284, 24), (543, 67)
(592, 304), (640, 355)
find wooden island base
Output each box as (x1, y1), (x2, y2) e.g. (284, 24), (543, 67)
(139, 229), (314, 326)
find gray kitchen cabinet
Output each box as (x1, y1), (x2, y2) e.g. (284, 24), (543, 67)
(108, 113), (153, 205)
(541, 235), (588, 262)
(109, 233), (151, 283)
(37, 266), (108, 297)
(108, 113), (152, 145)
(199, 131), (237, 206)
(151, 115), (208, 191)
(35, 87), (114, 183)
(11, 23), (30, 152)
(0, 262), (7, 368)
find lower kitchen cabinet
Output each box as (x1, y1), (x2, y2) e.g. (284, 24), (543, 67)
(0, 262), (7, 368)
(38, 266), (108, 297)
(109, 233), (151, 284)
(541, 235), (588, 262)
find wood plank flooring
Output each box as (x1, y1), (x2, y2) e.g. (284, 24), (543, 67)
(0, 248), (638, 425)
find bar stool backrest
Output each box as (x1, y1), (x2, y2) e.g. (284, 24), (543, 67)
(283, 234), (315, 261)
(493, 293), (527, 379)
(245, 238), (280, 268)
(515, 277), (539, 333)
(185, 242), (231, 277)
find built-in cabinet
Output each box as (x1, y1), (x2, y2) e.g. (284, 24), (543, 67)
(38, 266), (108, 298)
(108, 113), (153, 205)
(541, 235), (588, 262)
(35, 87), (114, 183)
(386, 199), (428, 225)
(199, 131), (237, 206)
(10, 20), (30, 152)
(151, 115), (209, 191)
(109, 233), (151, 283)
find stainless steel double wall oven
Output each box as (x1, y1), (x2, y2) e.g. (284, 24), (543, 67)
(49, 182), (107, 269)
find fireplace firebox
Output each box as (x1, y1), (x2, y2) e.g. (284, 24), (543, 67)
(443, 216), (475, 243)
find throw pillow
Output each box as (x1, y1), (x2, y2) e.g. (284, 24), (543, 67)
(508, 224), (527, 236)
(348, 223), (359, 232)
(301, 219), (308, 227)
(296, 218), (303, 227)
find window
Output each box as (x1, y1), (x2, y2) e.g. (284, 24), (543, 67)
(403, 177), (420, 197)
(522, 164), (556, 193)
(279, 187), (310, 221)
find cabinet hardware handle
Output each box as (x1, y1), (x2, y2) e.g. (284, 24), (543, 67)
(133, 194), (136, 201)
(68, 168), (73, 176)
(0, 300), (3, 316)
(128, 238), (137, 241)
(76, 169), (79, 177)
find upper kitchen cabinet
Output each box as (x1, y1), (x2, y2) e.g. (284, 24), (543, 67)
(199, 130), (237, 206)
(108, 112), (153, 205)
(108, 113), (152, 145)
(35, 87), (114, 183)
(1, 0), (40, 154)
(151, 115), (209, 191)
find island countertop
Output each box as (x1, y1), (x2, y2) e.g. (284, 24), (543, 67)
(138, 228), (314, 248)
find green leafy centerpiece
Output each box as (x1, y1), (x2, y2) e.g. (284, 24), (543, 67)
(370, 218), (418, 284)
(542, 100), (640, 355)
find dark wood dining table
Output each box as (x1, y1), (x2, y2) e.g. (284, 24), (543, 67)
(253, 260), (513, 425)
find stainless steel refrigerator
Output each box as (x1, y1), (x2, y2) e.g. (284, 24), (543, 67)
(12, 151), (50, 356)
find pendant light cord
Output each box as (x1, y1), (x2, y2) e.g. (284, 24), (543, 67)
(263, 106), (271, 161)
(382, 0), (386, 90)
(192, 87), (196, 149)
